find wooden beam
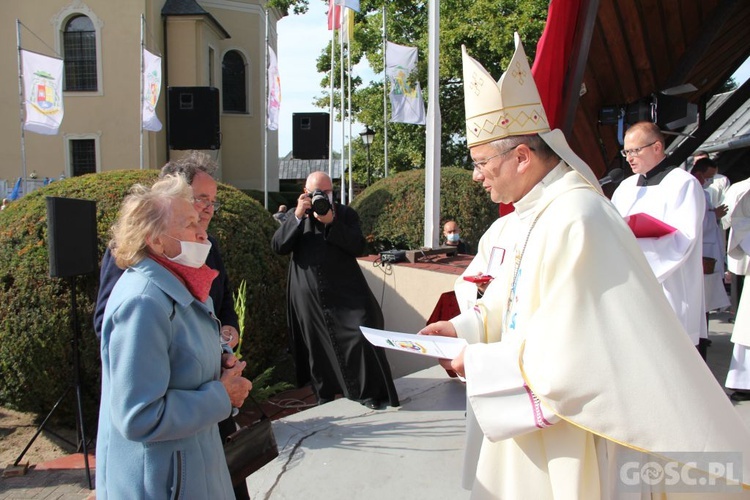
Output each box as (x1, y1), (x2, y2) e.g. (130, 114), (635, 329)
(561, 0), (601, 135)
(663, 0), (738, 90)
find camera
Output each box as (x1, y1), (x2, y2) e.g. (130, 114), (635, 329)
(307, 189), (331, 216)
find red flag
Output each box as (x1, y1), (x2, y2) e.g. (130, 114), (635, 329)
(531, 0), (581, 129)
(328, 0), (341, 30)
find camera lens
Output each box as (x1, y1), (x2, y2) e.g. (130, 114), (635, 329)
(310, 190), (331, 215)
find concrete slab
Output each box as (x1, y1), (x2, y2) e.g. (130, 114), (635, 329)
(246, 365), (471, 500)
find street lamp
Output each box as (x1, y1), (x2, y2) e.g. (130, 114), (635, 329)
(359, 126), (375, 186)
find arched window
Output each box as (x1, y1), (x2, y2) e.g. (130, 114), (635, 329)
(222, 50), (247, 113)
(63, 15), (97, 91)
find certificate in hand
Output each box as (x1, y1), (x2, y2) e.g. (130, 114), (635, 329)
(625, 212), (677, 238)
(360, 326), (468, 359)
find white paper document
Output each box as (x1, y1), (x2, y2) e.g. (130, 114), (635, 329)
(360, 326), (468, 359)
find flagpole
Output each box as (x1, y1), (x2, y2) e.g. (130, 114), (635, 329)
(328, 22), (335, 177)
(339, 9), (345, 199)
(263, 9), (278, 210)
(382, 6), (388, 178)
(423, 0), (441, 249)
(140, 14), (145, 170)
(16, 20), (28, 195)
(347, 27), (353, 204)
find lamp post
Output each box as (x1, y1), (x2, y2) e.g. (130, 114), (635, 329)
(359, 126), (375, 186)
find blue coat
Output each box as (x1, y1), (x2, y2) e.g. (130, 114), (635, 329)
(96, 257), (234, 499)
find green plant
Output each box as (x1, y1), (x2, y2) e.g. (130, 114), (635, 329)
(351, 167), (498, 254)
(250, 366), (293, 403)
(233, 279), (248, 360)
(0, 170), (289, 424)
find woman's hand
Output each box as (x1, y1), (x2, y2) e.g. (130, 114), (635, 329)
(220, 359), (252, 409)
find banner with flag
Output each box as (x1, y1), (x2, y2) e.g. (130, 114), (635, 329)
(341, 7), (355, 45)
(267, 47), (281, 131)
(335, 0), (360, 12)
(21, 50), (64, 135)
(385, 42), (426, 125)
(328, 0), (341, 30)
(142, 48), (163, 132)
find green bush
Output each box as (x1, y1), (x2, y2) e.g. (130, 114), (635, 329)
(0, 170), (289, 424)
(351, 167), (498, 253)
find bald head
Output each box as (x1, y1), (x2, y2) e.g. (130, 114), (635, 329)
(306, 171), (333, 193)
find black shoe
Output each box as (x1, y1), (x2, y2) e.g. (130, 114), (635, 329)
(730, 391), (750, 402)
(361, 398), (383, 410)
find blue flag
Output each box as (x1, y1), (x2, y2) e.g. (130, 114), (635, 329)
(8, 178), (22, 201)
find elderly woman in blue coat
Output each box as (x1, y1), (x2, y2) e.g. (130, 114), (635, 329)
(96, 174), (252, 499)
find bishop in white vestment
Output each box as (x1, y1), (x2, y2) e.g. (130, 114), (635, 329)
(421, 35), (750, 499)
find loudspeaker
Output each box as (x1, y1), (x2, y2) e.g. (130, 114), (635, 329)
(168, 87), (221, 150)
(654, 93), (697, 130)
(293, 112), (329, 159)
(46, 197), (98, 278)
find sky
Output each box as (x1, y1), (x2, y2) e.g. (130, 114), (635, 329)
(275, 3), (750, 158)
(276, 1), (375, 157)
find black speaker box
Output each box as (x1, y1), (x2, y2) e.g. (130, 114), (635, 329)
(293, 112), (329, 159)
(654, 93), (698, 130)
(168, 87), (221, 150)
(46, 197), (98, 278)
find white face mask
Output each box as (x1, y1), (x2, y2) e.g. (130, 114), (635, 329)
(163, 235), (212, 268)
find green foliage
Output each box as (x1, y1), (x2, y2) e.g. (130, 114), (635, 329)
(249, 366), (293, 403)
(313, 0), (550, 179)
(351, 167), (498, 253)
(233, 279), (248, 360)
(0, 171), (289, 424)
(242, 189), (289, 213)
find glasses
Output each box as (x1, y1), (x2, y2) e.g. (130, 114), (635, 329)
(193, 198), (221, 212)
(472, 145), (520, 173)
(620, 141), (657, 158)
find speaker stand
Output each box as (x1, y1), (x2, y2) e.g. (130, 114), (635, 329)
(13, 275), (92, 489)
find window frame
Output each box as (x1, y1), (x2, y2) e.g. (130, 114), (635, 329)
(52, 5), (103, 96)
(221, 49), (249, 114)
(63, 133), (101, 177)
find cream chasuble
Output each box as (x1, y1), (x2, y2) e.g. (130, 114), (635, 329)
(611, 168), (706, 345)
(451, 164), (750, 499)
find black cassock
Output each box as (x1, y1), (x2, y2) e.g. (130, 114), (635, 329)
(272, 203), (399, 407)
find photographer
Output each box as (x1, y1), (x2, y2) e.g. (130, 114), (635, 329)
(272, 171), (399, 410)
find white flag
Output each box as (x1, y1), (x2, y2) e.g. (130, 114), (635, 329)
(335, 0), (360, 13)
(21, 50), (64, 135)
(142, 48), (163, 132)
(267, 47), (281, 131)
(385, 42), (425, 125)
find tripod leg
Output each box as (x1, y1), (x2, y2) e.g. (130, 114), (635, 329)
(13, 385), (71, 466)
(75, 381), (92, 489)
(70, 275), (93, 490)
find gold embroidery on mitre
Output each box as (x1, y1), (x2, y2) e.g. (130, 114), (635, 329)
(511, 61), (527, 85)
(469, 71), (484, 96)
(461, 34), (550, 147)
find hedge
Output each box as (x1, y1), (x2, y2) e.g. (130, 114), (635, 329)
(351, 167), (498, 253)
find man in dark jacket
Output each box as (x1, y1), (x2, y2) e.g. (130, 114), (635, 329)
(272, 171), (399, 410)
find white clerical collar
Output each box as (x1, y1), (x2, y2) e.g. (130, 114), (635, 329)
(514, 161), (570, 222)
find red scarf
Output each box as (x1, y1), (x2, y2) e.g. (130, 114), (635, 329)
(151, 254), (218, 303)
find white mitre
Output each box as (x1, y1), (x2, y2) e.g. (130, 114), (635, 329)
(462, 33), (601, 192)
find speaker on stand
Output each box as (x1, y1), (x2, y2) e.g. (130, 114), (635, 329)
(13, 197), (98, 489)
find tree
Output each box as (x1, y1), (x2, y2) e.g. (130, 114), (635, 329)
(311, 0), (550, 180)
